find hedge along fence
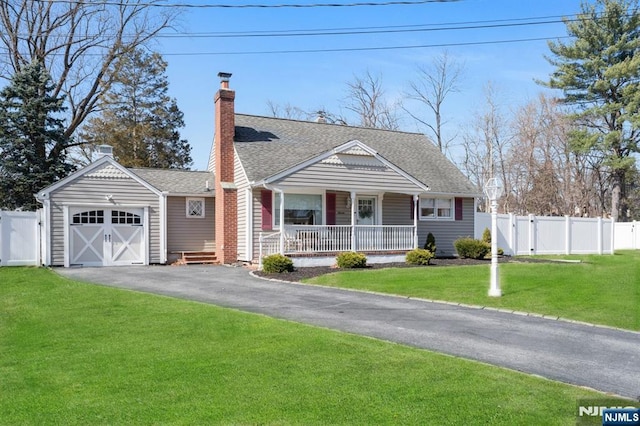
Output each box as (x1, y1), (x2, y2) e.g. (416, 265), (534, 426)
(474, 213), (617, 256)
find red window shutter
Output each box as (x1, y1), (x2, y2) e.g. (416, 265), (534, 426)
(455, 198), (463, 221)
(410, 196), (415, 220)
(261, 190), (273, 230)
(326, 192), (336, 225)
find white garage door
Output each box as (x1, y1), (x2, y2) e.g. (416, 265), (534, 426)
(69, 208), (146, 266)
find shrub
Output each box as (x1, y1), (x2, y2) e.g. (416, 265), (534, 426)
(424, 232), (436, 254)
(261, 254), (294, 273)
(481, 227), (505, 256)
(453, 237), (490, 260)
(482, 227), (491, 244)
(406, 248), (434, 265)
(336, 252), (367, 268)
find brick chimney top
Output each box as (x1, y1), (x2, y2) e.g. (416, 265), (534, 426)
(218, 72), (232, 89)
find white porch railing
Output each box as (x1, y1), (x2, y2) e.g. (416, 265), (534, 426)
(259, 225), (415, 264)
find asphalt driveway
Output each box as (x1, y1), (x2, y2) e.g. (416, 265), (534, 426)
(56, 264), (640, 400)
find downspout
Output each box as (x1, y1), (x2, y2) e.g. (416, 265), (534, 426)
(160, 192), (168, 264)
(35, 193), (48, 266)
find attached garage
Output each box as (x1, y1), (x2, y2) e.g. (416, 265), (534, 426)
(68, 207), (147, 266)
(36, 152), (216, 267)
(36, 155), (163, 267)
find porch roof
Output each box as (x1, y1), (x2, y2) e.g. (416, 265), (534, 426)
(234, 114), (480, 196)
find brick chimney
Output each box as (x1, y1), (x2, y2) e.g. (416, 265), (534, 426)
(214, 72), (237, 264)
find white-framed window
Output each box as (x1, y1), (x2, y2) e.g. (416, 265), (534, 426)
(419, 197), (453, 220)
(186, 198), (205, 218)
(274, 193), (323, 228)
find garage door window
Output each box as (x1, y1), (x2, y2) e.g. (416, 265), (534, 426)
(111, 210), (141, 225)
(72, 210), (104, 224)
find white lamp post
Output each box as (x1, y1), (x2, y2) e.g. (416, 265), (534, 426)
(484, 178), (502, 297)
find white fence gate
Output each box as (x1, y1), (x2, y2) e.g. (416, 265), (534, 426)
(475, 213), (615, 256)
(614, 221), (639, 250)
(0, 210), (41, 266)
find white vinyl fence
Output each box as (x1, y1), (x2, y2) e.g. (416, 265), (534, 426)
(0, 210), (41, 266)
(475, 213), (616, 256)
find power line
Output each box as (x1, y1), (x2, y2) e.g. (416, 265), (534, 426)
(48, 0), (464, 8)
(162, 13), (575, 37)
(155, 10), (637, 39)
(160, 18), (571, 39)
(162, 35), (571, 56)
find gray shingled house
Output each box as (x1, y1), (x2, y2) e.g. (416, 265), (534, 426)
(36, 72), (480, 267)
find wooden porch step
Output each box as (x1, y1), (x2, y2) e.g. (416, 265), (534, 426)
(181, 251), (218, 265)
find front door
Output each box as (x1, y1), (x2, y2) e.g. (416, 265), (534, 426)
(356, 197), (376, 225)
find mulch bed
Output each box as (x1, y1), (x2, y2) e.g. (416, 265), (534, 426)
(254, 256), (547, 282)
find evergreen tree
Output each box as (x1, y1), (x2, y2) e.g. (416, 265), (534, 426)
(543, 0), (640, 221)
(0, 61), (74, 210)
(80, 49), (192, 169)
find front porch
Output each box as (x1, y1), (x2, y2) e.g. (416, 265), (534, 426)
(259, 224), (417, 267)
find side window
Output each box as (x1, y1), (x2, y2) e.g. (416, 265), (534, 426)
(186, 198), (205, 218)
(419, 197), (453, 220)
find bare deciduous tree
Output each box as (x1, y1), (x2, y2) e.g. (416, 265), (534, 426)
(460, 83), (512, 212)
(0, 0), (176, 144)
(266, 100), (309, 121)
(344, 70), (399, 130)
(405, 51), (463, 154)
(503, 94), (606, 216)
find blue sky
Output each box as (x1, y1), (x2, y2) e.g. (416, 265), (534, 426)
(154, 0), (585, 170)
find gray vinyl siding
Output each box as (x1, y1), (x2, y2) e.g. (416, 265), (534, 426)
(333, 191), (352, 226)
(382, 193), (413, 226)
(166, 196), (215, 262)
(235, 152), (250, 261)
(417, 197), (475, 257)
(48, 176), (160, 266)
(275, 162), (423, 193)
(383, 193), (475, 256)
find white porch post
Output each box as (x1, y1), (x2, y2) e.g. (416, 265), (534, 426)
(258, 232), (264, 269)
(378, 193), (384, 225)
(350, 191), (356, 251)
(413, 194), (419, 248)
(276, 188), (285, 254)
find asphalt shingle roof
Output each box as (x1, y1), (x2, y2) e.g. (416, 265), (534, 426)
(129, 168), (215, 195)
(233, 114), (480, 196)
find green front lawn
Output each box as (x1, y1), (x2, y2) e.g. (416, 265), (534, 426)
(0, 267), (621, 425)
(304, 251), (640, 331)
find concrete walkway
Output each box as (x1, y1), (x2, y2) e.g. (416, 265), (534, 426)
(57, 265), (640, 400)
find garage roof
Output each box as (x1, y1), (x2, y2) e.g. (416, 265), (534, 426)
(129, 168), (215, 196)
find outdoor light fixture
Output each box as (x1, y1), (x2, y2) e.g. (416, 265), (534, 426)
(483, 178), (502, 297)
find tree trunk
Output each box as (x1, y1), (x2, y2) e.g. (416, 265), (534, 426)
(611, 171), (623, 222)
